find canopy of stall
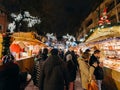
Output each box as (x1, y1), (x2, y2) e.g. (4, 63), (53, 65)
(11, 32), (47, 47)
(85, 26), (120, 43)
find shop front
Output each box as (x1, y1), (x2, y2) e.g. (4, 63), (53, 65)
(10, 32), (47, 73)
(85, 26), (120, 90)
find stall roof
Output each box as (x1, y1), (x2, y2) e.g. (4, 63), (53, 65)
(85, 26), (120, 43)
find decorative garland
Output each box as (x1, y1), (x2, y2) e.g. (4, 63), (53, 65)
(2, 33), (11, 56)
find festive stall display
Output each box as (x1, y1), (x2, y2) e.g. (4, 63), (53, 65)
(85, 25), (120, 90)
(10, 32), (47, 60)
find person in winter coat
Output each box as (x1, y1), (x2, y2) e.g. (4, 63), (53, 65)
(0, 54), (20, 90)
(33, 48), (48, 87)
(39, 49), (69, 90)
(78, 53), (91, 90)
(66, 54), (77, 90)
(89, 50), (103, 90)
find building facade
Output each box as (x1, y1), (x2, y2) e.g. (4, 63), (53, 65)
(0, 5), (7, 33)
(77, 0), (120, 41)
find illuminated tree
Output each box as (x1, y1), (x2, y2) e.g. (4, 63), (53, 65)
(8, 11), (41, 33)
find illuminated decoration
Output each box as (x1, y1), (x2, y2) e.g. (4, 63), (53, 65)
(46, 33), (57, 46)
(8, 11), (41, 33)
(63, 34), (77, 47)
(98, 8), (111, 26)
(46, 33), (57, 41)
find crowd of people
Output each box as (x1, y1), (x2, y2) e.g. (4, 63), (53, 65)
(0, 47), (104, 90)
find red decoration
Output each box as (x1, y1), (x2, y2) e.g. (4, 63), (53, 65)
(10, 44), (22, 53)
(98, 8), (111, 26)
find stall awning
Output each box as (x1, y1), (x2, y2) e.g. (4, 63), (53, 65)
(85, 26), (120, 43)
(11, 32), (48, 47)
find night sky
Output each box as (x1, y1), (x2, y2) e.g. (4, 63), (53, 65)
(0, 0), (103, 36)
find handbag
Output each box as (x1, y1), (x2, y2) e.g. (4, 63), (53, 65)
(87, 80), (98, 90)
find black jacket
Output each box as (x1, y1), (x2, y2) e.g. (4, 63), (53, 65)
(0, 62), (20, 90)
(89, 54), (100, 66)
(66, 60), (77, 82)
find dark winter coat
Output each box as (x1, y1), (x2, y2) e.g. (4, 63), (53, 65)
(0, 62), (20, 90)
(94, 66), (104, 80)
(89, 55), (104, 80)
(39, 55), (69, 90)
(66, 60), (77, 82)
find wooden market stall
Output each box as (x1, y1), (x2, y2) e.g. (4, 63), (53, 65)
(85, 26), (120, 90)
(10, 32), (47, 73)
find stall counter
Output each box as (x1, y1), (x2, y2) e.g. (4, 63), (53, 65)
(103, 66), (120, 90)
(16, 57), (34, 74)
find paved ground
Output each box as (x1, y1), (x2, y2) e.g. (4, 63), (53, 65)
(25, 72), (83, 90)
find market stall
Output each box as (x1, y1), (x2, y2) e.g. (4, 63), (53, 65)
(85, 25), (120, 90)
(10, 32), (47, 73)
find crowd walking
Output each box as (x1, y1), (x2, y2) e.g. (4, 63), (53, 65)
(0, 48), (104, 90)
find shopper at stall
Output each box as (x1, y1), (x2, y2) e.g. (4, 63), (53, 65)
(0, 54), (20, 90)
(89, 50), (100, 66)
(39, 49), (69, 90)
(78, 52), (90, 90)
(66, 54), (77, 90)
(89, 50), (104, 90)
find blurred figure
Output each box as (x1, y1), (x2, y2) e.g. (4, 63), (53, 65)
(66, 54), (77, 90)
(89, 50), (104, 90)
(0, 54), (20, 90)
(64, 50), (71, 62)
(41, 48), (48, 61)
(84, 49), (91, 55)
(89, 50), (100, 66)
(71, 51), (78, 71)
(39, 49), (69, 90)
(59, 49), (64, 59)
(78, 53), (90, 90)
(33, 48), (48, 87)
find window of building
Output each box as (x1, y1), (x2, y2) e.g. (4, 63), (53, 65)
(107, 1), (115, 12)
(110, 15), (117, 23)
(86, 19), (93, 27)
(118, 12), (120, 21)
(0, 25), (2, 30)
